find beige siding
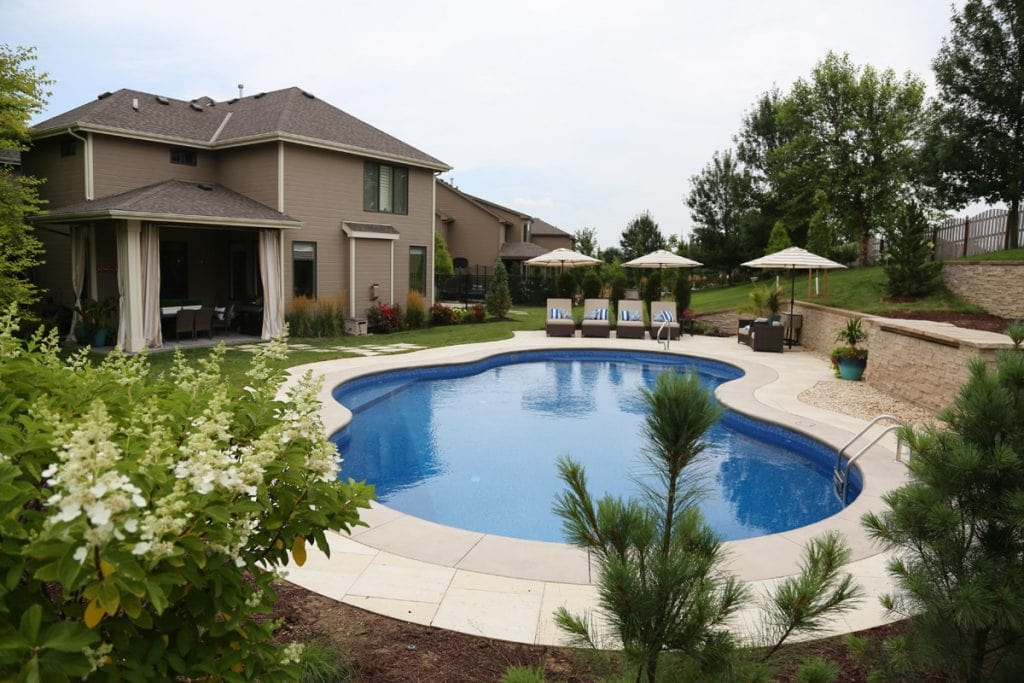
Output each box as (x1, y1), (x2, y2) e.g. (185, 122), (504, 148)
(32, 225), (73, 304)
(532, 234), (571, 251)
(352, 239), (392, 315)
(22, 136), (86, 207)
(435, 183), (503, 269)
(217, 144), (278, 209)
(93, 135), (216, 197)
(282, 144), (434, 316)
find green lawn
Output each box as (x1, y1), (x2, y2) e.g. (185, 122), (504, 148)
(955, 246), (1024, 261)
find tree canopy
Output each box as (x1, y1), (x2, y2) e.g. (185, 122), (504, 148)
(922, 0), (1024, 249)
(686, 150), (757, 276)
(619, 211), (665, 262)
(571, 227), (599, 257)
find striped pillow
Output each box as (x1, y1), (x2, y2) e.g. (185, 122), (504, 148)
(620, 309), (641, 322)
(587, 308), (608, 321)
(549, 308), (570, 320)
(656, 309), (675, 323)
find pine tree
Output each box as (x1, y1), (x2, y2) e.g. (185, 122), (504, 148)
(765, 220), (792, 254)
(881, 202), (942, 298)
(863, 341), (1024, 681)
(485, 258), (511, 319)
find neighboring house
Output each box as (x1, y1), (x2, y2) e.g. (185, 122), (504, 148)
(23, 87), (449, 352)
(434, 179), (571, 271)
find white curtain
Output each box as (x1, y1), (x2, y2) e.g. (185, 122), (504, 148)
(259, 229), (284, 339)
(66, 225), (88, 341)
(115, 226), (130, 350)
(141, 225), (162, 348)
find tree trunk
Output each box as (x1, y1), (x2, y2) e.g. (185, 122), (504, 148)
(1007, 199), (1020, 250)
(858, 219), (870, 267)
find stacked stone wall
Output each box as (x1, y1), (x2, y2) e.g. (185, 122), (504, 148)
(942, 262), (1024, 319)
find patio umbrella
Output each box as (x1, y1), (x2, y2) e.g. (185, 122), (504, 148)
(525, 247), (602, 273)
(741, 246), (846, 318)
(623, 249), (703, 270)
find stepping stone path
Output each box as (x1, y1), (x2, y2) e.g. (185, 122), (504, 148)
(228, 341), (425, 357)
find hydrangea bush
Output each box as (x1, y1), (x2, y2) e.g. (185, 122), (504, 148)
(0, 306), (373, 680)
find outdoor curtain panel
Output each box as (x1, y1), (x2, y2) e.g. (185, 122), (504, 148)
(141, 225), (162, 349)
(66, 225), (89, 342)
(259, 229), (284, 340)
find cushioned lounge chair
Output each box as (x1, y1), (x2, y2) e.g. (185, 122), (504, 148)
(545, 298), (575, 337)
(650, 301), (680, 340)
(616, 299), (645, 339)
(581, 298), (611, 338)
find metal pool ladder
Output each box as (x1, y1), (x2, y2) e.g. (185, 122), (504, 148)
(833, 414), (908, 505)
(656, 320), (672, 350)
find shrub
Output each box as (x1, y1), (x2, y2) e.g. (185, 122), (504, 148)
(366, 302), (403, 333)
(642, 271), (662, 308)
(581, 269), (602, 299)
(556, 271), (576, 299)
(430, 303), (460, 326)
(286, 294), (346, 338)
(467, 303), (486, 323)
(405, 290), (427, 329)
(0, 306), (373, 680)
(882, 202), (942, 298)
(486, 259), (512, 319)
(674, 274), (691, 320)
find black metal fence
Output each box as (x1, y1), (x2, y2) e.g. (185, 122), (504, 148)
(436, 267), (558, 306)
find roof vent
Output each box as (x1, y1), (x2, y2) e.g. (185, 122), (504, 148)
(132, 98), (139, 111)
(155, 95), (170, 105)
(190, 102), (204, 112)
(96, 91), (112, 100)
(253, 92), (266, 99)
(301, 90), (315, 99)
(197, 183), (214, 191)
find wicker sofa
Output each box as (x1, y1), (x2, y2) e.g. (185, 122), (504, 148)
(737, 318), (785, 352)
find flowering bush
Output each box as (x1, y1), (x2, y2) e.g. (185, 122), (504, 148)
(0, 306), (373, 680)
(466, 304), (486, 323)
(429, 303), (460, 326)
(366, 302), (403, 333)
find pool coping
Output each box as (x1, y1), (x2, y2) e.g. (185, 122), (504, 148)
(282, 332), (908, 645)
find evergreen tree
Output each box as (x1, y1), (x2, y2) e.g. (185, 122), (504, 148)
(765, 220), (792, 254)
(572, 227), (599, 257)
(805, 190), (833, 256)
(619, 211), (665, 262)
(485, 258), (511, 319)
(922, 0), (1024, 250)
(434, 231), (454, 279)
(686, 150), (757, 276)
(863, 341), (1024, 681)
(881, 202), (942, 297)
(0, 45), (50, 312)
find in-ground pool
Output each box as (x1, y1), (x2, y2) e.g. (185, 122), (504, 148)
(332, 350), (860, 543)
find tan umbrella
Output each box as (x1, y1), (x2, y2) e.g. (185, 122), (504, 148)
(525, 247), (601, 274)
(623, 249), (702, 270)
(741, 247), (845, 318)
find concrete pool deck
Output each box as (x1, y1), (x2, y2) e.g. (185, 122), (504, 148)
(283, 331), (910, 646)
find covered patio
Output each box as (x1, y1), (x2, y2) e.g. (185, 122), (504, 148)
(32, 180), (301, 353)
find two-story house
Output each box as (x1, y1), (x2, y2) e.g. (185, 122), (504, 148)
(24, 87), (449, 352)
(434, 179), (571, 273)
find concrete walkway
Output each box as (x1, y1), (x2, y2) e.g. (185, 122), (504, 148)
(283, 332), (909, 646)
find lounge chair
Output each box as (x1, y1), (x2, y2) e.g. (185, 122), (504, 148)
(581, 299), (611, 338)
(211, 303), (236, 335)
(545, 298), (575, 337)
(650, 301), (680, 340)
(616, 299), (645, 339)
(193, 307), (213, 340)
(738, 319), (785, 352)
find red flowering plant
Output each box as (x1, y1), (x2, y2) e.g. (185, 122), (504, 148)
(366, 302), (404, 333)
(468, 304), (486, 323)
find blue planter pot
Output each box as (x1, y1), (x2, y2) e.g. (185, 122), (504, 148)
(91, 329), (108, 348)
(837, 358), (867, 381)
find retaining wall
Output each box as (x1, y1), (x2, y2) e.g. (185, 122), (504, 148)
(942, 261), (1024, 319)
(790, 301), (1012, 413)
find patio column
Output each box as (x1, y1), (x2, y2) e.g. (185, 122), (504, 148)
(115, 220), (145, 353)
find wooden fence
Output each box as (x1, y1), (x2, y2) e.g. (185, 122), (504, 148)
(934, 208), (1023, 260)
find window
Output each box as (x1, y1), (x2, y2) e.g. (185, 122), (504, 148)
(60, 140), (76, 157)
(292, 241), (316, 298)
(522, 221), (531, 242)
(409, 246), (426, 294)
(363, 162), (408, 214)
(170, 147), (197, 166)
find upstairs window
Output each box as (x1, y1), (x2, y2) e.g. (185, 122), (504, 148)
(170, 147), (197, 166)
(363, 162), (408, 214)
(60, 140), (77, 157)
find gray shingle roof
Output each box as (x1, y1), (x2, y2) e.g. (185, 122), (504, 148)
(530, 217), (570, 237)
(342, 222), (399, 236)
(500, 242), (549, 259)
(35, 179), (299, 225)
(32, 87), (448, 170)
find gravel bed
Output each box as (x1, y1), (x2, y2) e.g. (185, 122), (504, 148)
(797, 355), (940, 427)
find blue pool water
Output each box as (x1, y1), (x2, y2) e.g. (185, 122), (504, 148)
(331, 350), (860, 543)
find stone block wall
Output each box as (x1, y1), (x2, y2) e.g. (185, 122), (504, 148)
(943, 261), (1024, 319)
(695, 309), (739, 335)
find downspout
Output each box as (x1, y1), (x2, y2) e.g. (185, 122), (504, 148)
(66, 128), (94, 200)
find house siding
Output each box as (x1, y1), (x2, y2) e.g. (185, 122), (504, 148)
(435, 183), (504, 269)
(352, 239), (393, 316)
(21, 135), (86, 207)
(92, 135), (216, 197)
(531, 234), (571, 251)
(216, 144), (278, 210)
(31, 226), (73, 301)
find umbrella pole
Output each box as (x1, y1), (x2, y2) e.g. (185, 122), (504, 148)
(789, 268), (796, 317)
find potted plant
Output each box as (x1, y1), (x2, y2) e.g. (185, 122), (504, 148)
(74, 297), (115, 348)
(830, 317), (868, 380)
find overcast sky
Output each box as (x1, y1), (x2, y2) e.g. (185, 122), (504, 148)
(3, 1), (965, 249)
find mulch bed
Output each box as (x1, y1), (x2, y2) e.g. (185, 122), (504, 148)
(272, 582), (952, 682)
(876, 309), (1012, 334)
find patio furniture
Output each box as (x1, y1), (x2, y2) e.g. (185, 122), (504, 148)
(616, 299), (645, 339)
(782, 312), (803, 348)
(545, 298), (575, 337)
(581, 299), (610, 338)
(174, 309), (196, 341)
(211, 303), (236, 334)
(650, 301), (680, 340)
(738, 320), (784, 352)
(193, 307), (213, 340)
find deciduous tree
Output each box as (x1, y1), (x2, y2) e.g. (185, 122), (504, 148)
(571, 227), (598, 256)
(686, 150), (757, 277)
(619, 211), (665, 262)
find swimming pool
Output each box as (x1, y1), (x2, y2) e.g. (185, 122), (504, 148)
(332, 350), (860, 543)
